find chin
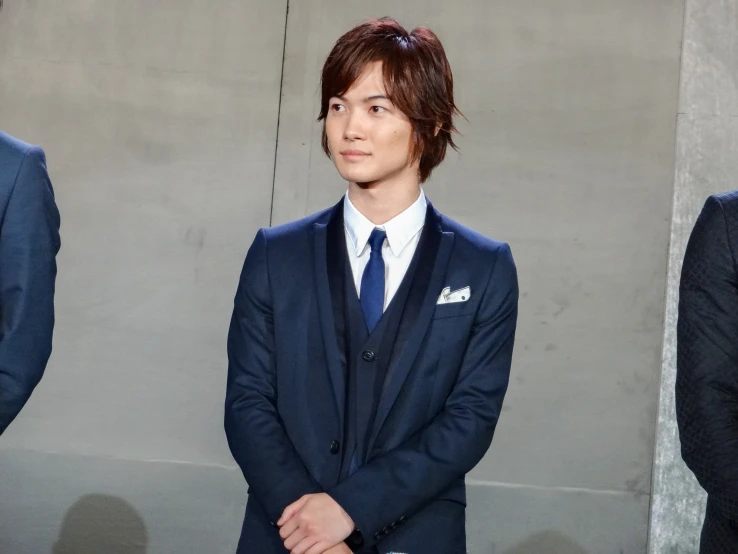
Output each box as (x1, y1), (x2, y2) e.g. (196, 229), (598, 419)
(337, 167), (380, 185)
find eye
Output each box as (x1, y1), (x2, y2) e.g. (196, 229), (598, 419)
(331, 103), (345, 112)
(370, 106), (386, 114)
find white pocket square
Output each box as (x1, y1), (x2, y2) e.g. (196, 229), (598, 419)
(436, 286), (471, 305)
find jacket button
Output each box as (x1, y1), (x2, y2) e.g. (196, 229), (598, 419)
(362, 350), (375, 362)
(330, 440), (340, 454)
(398, 515), (407, 524)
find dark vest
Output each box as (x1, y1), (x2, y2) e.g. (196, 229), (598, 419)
(325, 202), (440, 480)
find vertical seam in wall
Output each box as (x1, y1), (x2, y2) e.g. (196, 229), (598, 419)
(269, 0), (290, 228)
(645, 0), (690, 551)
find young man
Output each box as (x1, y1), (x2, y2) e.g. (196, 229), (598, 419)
(677, 191), (738, 553)
(0, 130), (61, 435)
(225, 17), (518, 554)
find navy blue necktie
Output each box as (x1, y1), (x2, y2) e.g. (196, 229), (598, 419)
(360, 229), (387, 333)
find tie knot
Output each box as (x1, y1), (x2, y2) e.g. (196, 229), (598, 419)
(368, 229), (386, 253)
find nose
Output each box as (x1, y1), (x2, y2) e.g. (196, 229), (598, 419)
(343, 112), (366, 141)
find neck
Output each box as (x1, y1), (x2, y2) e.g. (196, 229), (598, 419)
(347, 178), (421, 226)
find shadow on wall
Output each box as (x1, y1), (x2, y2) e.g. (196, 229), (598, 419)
(52, 494), (148, 554)
(503, 531), (589, 554)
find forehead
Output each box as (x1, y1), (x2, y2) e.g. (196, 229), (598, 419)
(339, 61), (388, 99)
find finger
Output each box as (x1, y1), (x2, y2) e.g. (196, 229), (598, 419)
(279, 517), (299, 540)
(305, 540), (333, 554)
(279, 495), (310, 526)
(283, 525), (307, 551)
(291, 535), (319, 554)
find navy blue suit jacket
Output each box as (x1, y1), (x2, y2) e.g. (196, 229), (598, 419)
(0, 131), (61, 436)
(225, 198), (517, 553)
(677, 192), (738, 553)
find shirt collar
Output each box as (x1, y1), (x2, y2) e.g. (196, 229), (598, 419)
(343, 189), (427, 258)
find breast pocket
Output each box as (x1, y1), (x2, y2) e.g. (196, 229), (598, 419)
(432, 301), (476, 320)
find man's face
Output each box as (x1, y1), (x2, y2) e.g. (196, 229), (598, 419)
(325, 61), (417, 188)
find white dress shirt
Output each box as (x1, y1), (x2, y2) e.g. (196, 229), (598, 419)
(343, 189), (427, 311)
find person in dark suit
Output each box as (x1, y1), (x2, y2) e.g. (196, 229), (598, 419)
(677, 191), (738, 553)
(225, 17), (518, 554)
(0, 131), (61, 435)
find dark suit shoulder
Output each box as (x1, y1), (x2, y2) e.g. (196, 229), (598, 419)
(257, 205), (336, 259)
(698, 192), (738, 258)
(438, 213), (510, 258)
(714, 189), (738, 207)
(0, 131), (46, 190)
(0, 130), (36, 160)
(0, 132), (51, 216)
(711, 190), (738, 234)
(265, 207), (331, 235)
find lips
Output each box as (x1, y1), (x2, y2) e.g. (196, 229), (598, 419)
(340, 150), (370, 162)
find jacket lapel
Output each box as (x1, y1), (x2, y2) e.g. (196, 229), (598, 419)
(312, 199), (346, 425)
(368, 202), (454, 450)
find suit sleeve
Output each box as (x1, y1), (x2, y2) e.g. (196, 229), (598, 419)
(224, 229), (322, 523)
(328, 242), (518, 548)
(677, 194), (738, 520)
(0, 146), (61, 436)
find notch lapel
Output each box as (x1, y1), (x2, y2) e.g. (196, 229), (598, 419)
(368, 204), (455, 451)
(312, 200), (346, 425)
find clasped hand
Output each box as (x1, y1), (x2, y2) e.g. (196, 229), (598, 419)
(278, 493), (355, 554)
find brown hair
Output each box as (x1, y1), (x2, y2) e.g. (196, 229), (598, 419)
(318, 17), (462, 183)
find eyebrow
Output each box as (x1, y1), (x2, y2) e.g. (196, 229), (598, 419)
(335, 94), (391, 103)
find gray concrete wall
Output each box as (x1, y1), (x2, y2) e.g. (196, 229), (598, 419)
(649, 0), (738, 551)
(0, 1), (686, 553)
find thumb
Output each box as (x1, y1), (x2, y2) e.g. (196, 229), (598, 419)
(278, 495), (310, 526)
